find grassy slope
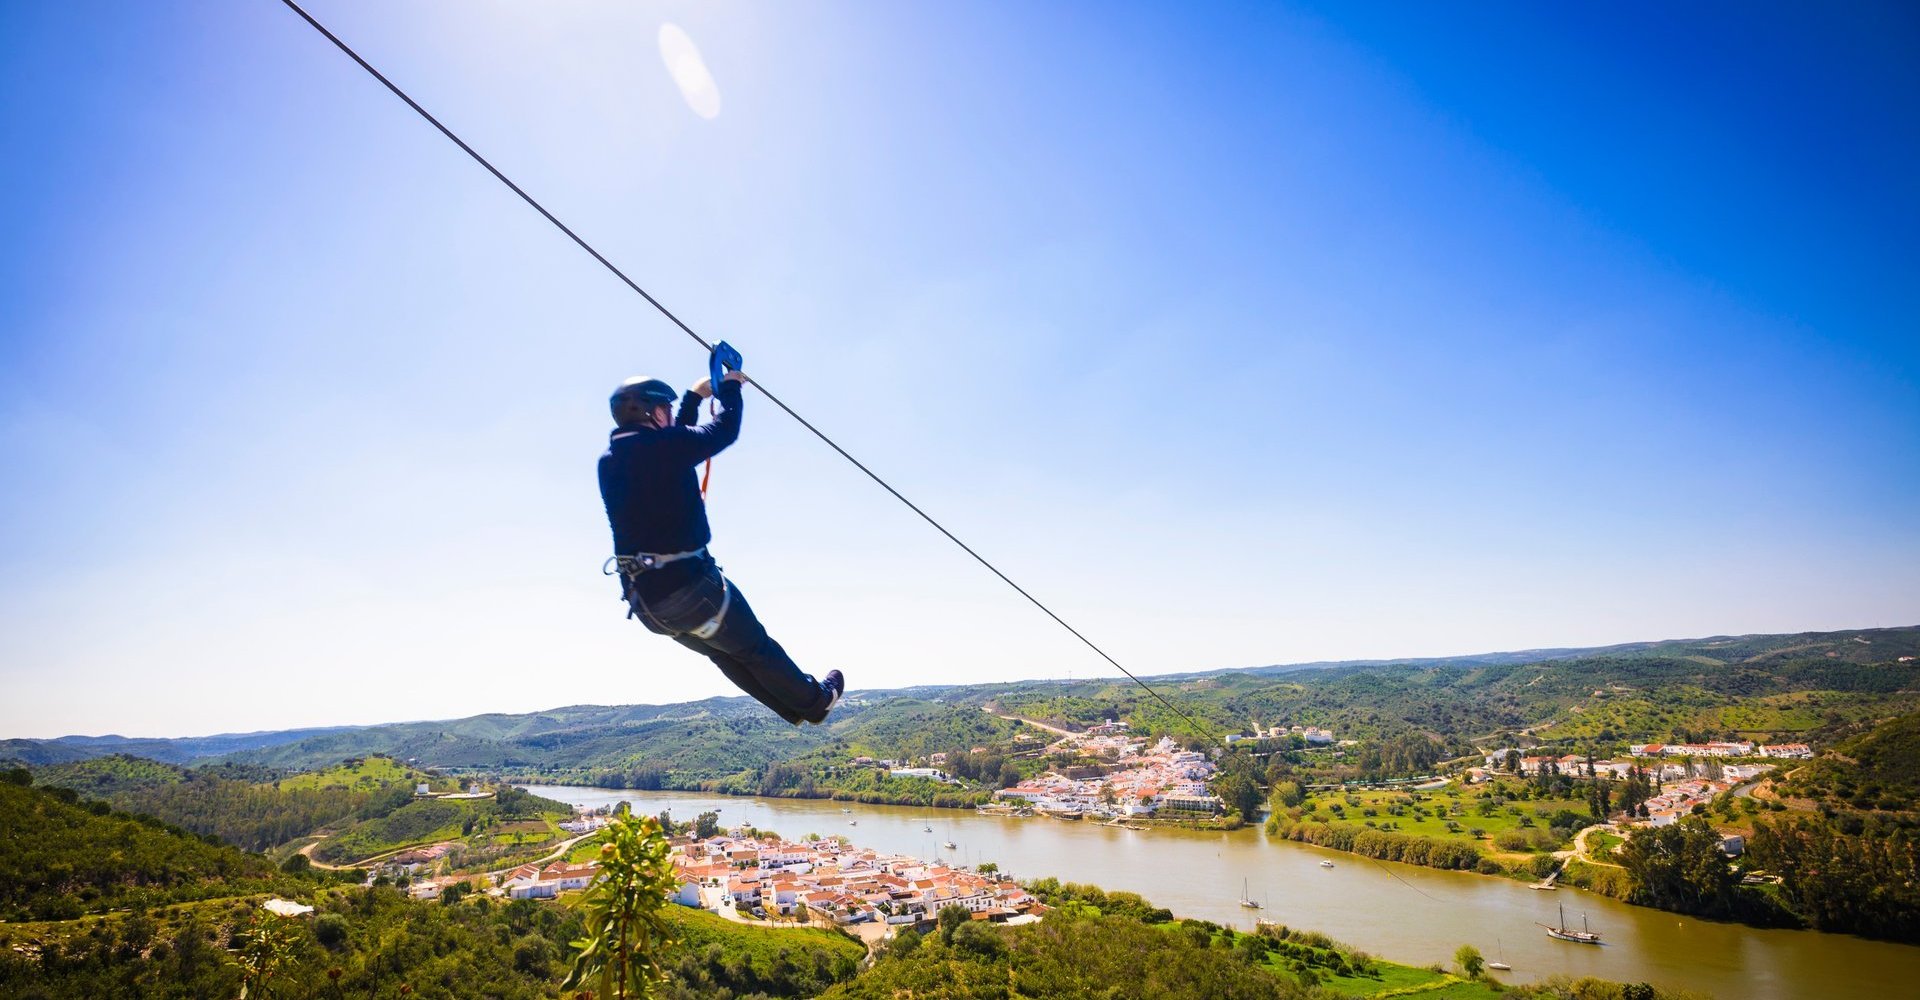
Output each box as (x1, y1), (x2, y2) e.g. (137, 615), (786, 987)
(667, 904), (865, 971)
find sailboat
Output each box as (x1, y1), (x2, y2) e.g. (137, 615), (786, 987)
(1488, 936), (1511, 971)
(923, 820), (933, 833)
(1539, 902), (1601, 944)
(1238, 878), (1262, 909)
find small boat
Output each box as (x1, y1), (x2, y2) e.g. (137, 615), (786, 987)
(840, 808), (851, 814)
(923, 822), (933, 833)
(1238, 877), (1262, 909)
(848, 820), (858, 826)
(1319, 860), (1334, 869)
(943, 840), (957, 850)
(1488, 937), (1511, 971)
(1540, 903), (1601, 944)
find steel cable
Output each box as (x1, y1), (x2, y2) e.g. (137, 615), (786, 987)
(276, 0), (1226, 748)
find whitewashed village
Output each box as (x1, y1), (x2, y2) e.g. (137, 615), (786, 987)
(1467, 739), (1815, 844)
(385, 818), (1045, 940)
(990, 724), (1227, 819)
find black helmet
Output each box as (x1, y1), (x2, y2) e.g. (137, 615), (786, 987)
(609, 376), (678, 418)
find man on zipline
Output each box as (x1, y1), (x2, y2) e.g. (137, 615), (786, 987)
(599, 369), (845, 725)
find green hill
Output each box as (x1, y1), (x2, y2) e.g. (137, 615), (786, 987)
(0, 769), (308, 921)
(30, 753), (187, 798)
(29, 756), (398, 854)
(275, 754), (435, 792)
(1745, 710), (1920, 942)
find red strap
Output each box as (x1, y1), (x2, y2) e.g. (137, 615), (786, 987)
(699, 398), (717, 497)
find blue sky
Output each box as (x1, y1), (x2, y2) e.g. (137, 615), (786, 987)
(2, 1), (1914, 739)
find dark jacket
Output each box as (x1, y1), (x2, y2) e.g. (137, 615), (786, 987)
(598, 379), (743, 595)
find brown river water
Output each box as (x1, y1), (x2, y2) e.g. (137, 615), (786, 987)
(521, 785), (1920, 999)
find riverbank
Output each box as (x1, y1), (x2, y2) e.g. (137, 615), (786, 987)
(520, 784), (1920, 999)
(494, 770), (994, 810)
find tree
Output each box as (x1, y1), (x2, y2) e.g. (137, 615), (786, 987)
(693, 811), (721, 840)
(936, 903), (970, 944)
(234, 912), (301, 999)
(561, 812), (680, 999)
(1618, 819), (1738, 917)
(1454, 943), (1484, 979)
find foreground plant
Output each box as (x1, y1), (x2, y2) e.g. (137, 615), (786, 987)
(561, 810), (680, 999)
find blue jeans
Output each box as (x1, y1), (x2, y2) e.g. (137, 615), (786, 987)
(627, 558), (828, 725)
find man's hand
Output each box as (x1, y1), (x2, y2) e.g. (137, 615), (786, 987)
(691, 371), (744, 399)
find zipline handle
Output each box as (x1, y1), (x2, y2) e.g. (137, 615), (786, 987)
(709, 341), (743, 397)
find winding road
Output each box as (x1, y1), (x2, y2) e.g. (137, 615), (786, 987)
(294, 830), (601, 878)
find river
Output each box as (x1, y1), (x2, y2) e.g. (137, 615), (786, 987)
(520, 785), (1919, 999)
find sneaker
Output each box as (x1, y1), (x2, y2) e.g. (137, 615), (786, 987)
(815, 670), (845, 721)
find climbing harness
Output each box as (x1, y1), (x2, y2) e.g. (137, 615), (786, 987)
(277, 0), (1227, 749)
(601, 548), (709, 578)
(603, 549), (731, 638)
(687, 579), (732, 640)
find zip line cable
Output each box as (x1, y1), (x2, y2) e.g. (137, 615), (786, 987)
(276, 0), (1227, 748)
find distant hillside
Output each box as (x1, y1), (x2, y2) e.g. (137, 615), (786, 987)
(0, 724), (358, 767)
(6, 626), (1916, 786)
(0, 769), (307, 920)
(30, 753), (190, 798)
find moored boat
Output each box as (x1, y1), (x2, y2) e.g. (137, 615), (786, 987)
(1540, 903), (1601, 944)
(1488, 937), (1511, 971)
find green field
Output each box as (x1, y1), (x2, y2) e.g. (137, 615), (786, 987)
(1320, 960), (1451, 995)
(667, 904), (865, 974)
(564, 830), (607, 862)
(276, 755), (421, 792)
(1303, 781), (1589, 850)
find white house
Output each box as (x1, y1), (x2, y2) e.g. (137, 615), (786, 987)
(888, 767), (952, 783)
(509, 881), (559, 900)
